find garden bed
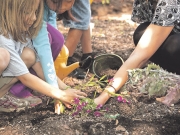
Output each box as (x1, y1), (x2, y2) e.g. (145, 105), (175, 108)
(1, 1), (180, 135)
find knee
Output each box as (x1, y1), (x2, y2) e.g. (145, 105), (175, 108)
(0, 48), (10, 70)
(21, 47), (36, 68)
(163, 34), (180, 57)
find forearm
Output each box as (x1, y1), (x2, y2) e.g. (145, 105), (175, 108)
(97, 25), (174, 104)
(17, 73), (64, 100)
(57, 77), (69, 90)
(94, 24), (174, 105)
(32, 61), (70, 90)
(96, 65), (129, 103)
(110, 24), (174, 91)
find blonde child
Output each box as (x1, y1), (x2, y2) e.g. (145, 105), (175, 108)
(0, 0), (86, 112)
(9, 0), (81, 113)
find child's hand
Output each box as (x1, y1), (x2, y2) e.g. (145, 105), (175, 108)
(54, 89), (87, 114)
(60, 88), (87, 105)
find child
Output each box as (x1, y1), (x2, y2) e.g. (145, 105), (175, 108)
(63, 0), (93, 79)
(9, 0), (78, 111)
(0, 0), (86, 112)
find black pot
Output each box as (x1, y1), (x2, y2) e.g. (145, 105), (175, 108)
(92, 54), (124, 79)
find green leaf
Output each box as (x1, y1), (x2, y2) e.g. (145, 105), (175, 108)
(99, 75), (107, 81)
(105, 114), (120, 119)
(98, 82), (106, 87)
(85, 82), (97, 87)
(89, 75), (95, 82)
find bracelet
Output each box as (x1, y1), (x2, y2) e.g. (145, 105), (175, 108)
(107, 85), (117, 92)
(104, 89), (115, 97)
(64, 86), (71, 90)
(104, 85), (117, 97)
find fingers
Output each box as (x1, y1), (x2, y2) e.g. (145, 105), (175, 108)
(64, 103), (72, 108)
(61, 89), (87, 105)
(75, 91), (87, 99)
(75, 90), (87, 97)
(76, 95), (87, 99)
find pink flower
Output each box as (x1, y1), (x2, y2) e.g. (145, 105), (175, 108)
(108, 78), (114, 83)
(127, 101), (130, 104)
(96, 104), (103, 110)
(105, 107), (109, 112)
(72, 111), (79, 116)
(122, 99), (127, 103)
(73, 98), (80, 104)
(77, 105), (83, 111)
(81, 102), (88, 107)
(117, 96), (123, 102)
(94, 111), (103, 117)
(86, 110), (91, 113)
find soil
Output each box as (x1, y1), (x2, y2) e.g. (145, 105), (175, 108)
(1, 1), (180, 135)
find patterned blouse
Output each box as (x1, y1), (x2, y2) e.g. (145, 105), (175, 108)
(131, 0), (180, 33)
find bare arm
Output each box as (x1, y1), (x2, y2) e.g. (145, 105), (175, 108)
(95, 24), (174, 105)
(17, 73), (86, 104)
(31, 58), (82, 112)
(57, 77), (69, 89)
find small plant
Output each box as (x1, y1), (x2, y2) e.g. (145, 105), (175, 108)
(71, 97), (105, 117)
(75, 75), (109, 92)
(70, 90), (130, 118)
(71, 97), (126, 119)
(104, 89), (130, 103)
(55, 75), (130, 116)
(123, 63), (180, 97)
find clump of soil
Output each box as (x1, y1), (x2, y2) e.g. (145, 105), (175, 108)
(100, 69), (117, 78)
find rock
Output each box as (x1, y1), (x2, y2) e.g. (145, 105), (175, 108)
(115, 125), (126, 132)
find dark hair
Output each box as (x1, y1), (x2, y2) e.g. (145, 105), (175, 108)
(57, 10), (76, 21)
(44, 0), (76, 21)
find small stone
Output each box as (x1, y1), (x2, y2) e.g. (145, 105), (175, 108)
(115, 119), (119, 125)
(116, 125), (126, 132)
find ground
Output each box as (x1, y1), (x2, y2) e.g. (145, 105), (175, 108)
(1, 1), (180, 135)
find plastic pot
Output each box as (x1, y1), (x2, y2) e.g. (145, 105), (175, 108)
(92, 53), (124, 79)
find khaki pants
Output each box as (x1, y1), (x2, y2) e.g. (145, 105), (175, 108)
(0, 76), (14, 89)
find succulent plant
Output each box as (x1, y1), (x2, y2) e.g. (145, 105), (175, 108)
(121, 63), (180, 101)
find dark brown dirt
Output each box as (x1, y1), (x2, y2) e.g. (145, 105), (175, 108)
(1, 1), (180, 135)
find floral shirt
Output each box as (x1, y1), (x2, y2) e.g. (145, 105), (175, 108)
(131, 0), (180, 33)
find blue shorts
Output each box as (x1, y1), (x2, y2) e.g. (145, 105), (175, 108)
(63, 0), (91, 30)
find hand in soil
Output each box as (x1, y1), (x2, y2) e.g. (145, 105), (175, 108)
(54, 88), (87, 114)
(60, 88), (87, 105)
(94, 91), (111, 105)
